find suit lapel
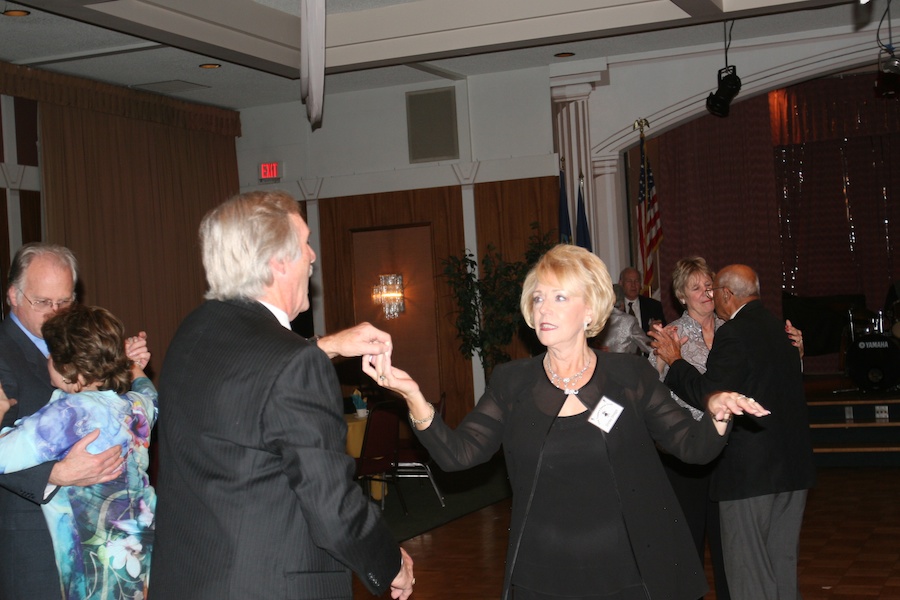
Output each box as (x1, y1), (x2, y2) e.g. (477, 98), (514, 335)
(2, 318), (47, 380)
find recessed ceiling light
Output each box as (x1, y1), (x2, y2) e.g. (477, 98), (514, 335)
(2, 8), (30, 16)
(199, 63), (221, 69)
(554, 52), (575, 58)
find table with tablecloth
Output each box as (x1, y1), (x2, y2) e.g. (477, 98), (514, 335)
(344, 413), (367, 457)
(343, 413), (384, 500)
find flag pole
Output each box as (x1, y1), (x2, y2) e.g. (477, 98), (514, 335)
(558, 156), (573, 244)
(633, 118), (655, 296)
(634, 118), (650, 202)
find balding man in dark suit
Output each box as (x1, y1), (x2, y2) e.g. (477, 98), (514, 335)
(651, 264), (815, 600)
(152, 191), (414, 600)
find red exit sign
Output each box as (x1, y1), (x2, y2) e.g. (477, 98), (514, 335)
(259, 161), (282, 182)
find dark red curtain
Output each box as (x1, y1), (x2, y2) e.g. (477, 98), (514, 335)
(655, 94), (780, 321)
(772, 75), (900, 309)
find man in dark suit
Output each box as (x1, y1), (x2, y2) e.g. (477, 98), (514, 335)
(651, 264), (815, 600)
(0, 243), (128, 598)
(152, 191), (415, 600)
(619, 266), (665, 331)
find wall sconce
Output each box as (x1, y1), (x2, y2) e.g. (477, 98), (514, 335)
(372, 274), (405, 319)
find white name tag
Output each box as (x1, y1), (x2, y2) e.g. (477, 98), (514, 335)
(588, 396), (623, 433)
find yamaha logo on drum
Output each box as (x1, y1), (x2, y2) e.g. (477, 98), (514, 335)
(858, 339), (890, 349)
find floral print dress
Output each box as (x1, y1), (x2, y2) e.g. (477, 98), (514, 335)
(0, 377), (157, 600)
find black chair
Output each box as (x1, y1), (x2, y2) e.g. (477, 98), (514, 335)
(354, 403), (408, 514)
(395, 397), (446, 507)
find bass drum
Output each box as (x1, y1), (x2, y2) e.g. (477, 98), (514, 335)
(846, 334), (900, 391)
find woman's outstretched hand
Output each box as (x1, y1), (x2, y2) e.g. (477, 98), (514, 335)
(362, 349), (421, 399)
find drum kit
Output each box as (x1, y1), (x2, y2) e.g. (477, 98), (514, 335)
(845, 303), (900, 391)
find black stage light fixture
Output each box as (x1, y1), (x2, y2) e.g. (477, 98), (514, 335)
(875, 68), (900, 98)
(876, 48), (900, 98)
(706, 66), (742, 117)
(883, 52), (900, 74)
(874, 1), (899, 98)
(706, 21), (741, 117)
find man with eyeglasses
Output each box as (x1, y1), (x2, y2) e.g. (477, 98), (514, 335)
(0, 243), (128, 598)
(650, 264), (815, 600)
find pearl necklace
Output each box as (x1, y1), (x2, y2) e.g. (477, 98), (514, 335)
(544, 354), (592, 395)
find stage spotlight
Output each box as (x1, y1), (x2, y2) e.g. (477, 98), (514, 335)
(875, 48), (900, 98)
(882, 53), (900, 74)
(706, 66), (742, 117)
(875, 69), (900, 98)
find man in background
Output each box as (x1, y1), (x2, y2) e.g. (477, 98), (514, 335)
(153, 191), (414, 600)
(651, 264), (815, 600)
(619, 266), (665, 331)
(0, 243), (129, 598)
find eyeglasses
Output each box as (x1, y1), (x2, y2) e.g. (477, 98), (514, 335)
(704, 287), (727, 299)
(17, 289), (75, 313)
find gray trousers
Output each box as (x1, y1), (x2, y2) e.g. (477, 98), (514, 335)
(720, 490), (808, 600)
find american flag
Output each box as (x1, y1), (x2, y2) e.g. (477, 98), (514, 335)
(637, 136), (662, 293)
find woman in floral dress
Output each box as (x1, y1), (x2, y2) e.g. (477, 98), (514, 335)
(0, 304), (156, 600)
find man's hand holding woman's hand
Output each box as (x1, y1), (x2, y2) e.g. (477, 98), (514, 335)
(317, 322), (392, 360)
(648, 323), (687, 366)
(362, 349), (420, 399)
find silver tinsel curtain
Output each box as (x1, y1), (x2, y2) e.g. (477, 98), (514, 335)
(772, 75), (900, 321)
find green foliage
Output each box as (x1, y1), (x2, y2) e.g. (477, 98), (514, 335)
(442, 224), (556, 374)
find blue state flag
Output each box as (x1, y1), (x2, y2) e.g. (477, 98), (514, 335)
(558, 171), (572, 244)
(575, 182), (592, 252)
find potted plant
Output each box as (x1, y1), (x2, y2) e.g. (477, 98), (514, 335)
(443, 225), (555, 376)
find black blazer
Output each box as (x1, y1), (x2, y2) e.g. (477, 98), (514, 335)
(665, 300), (816, 501)
(418, 351), (728, 600)
(152, 300), (401, 600)
(638, 295), (666, 331)
(0, 317), (61, 598)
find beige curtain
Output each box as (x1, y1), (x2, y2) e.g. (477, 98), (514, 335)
(0, 59), (240, 373)
(39, 103), (239, 374)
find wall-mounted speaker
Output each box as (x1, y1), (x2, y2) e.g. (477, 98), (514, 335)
(406, 87), (459, 164)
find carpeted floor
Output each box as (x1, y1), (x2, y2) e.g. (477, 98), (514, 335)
(373, 452), (511, 542)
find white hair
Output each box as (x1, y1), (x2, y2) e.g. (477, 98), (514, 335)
(201, 191), (302, 301)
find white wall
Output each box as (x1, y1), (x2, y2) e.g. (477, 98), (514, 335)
(466, 67), (554, 161)
(237, 67), (556, 199)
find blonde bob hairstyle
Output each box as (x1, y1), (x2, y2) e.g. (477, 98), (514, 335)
(671, 256), (715, 304)
(520, 244), (616, 338)
(201, 190), (302, 301)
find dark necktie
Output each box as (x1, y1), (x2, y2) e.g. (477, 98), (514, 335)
(628, 302), (636, 317)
